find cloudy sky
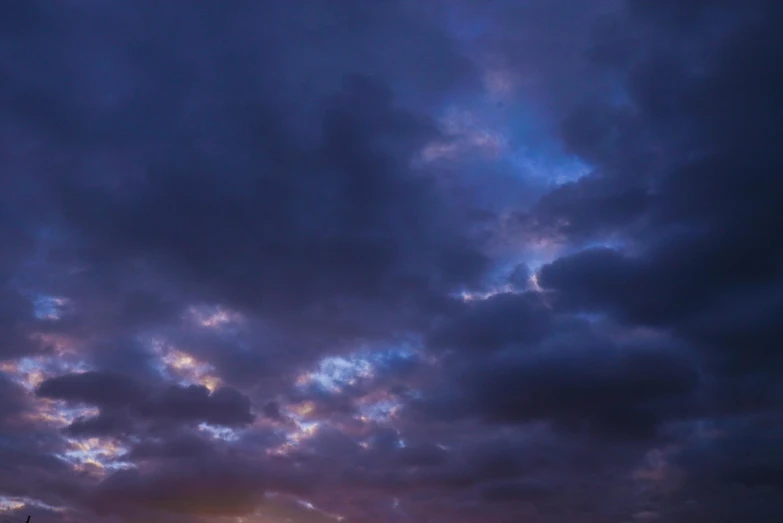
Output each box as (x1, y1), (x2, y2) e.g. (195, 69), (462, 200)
(0, 1), (781, 522)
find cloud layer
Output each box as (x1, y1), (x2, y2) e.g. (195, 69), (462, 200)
(1, 1), (782, 522)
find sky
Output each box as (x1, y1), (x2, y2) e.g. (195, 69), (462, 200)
(0, 1), (782, 522)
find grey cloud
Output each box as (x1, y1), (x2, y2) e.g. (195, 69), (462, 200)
(1, 0), (782, 521)
(36, 371), (143, 408)
(37, 372), (254, 429)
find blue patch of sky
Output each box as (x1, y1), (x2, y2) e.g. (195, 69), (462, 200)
(305, 342), (421, 393)
(198, 423), (240, 442)
(359, 399), (400, 422)
(500, 100), (592, 186)
(309, 355), (373, 392)
(438, 5), (595, 189)
(32, 294), (65, 320)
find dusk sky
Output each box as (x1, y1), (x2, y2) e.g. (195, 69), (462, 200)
(1, 1), (782, 522)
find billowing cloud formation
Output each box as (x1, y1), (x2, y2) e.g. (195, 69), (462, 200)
(1, 1), (782, 522)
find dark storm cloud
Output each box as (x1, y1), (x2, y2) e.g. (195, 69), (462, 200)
(52, 74), (486, 334)
(137, 384), (254, 427)
(2, 1), (496, 521)
(505, 0), (783, 519)
(641, 414), (783, 523)
(530, 0), (783, 379)
(463, 342), (699, 439)
(36, 371), (143, 408)
(409, 0), (781, 516)
(677, 418), (783, 490)
(37, 372), (254, 429)
(416, 306), (701, 439)
(0, 0), (781, 522)
(428, 291), (553, 352)
(0, 372), (30, 429)
(0, 0), (487, 396)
